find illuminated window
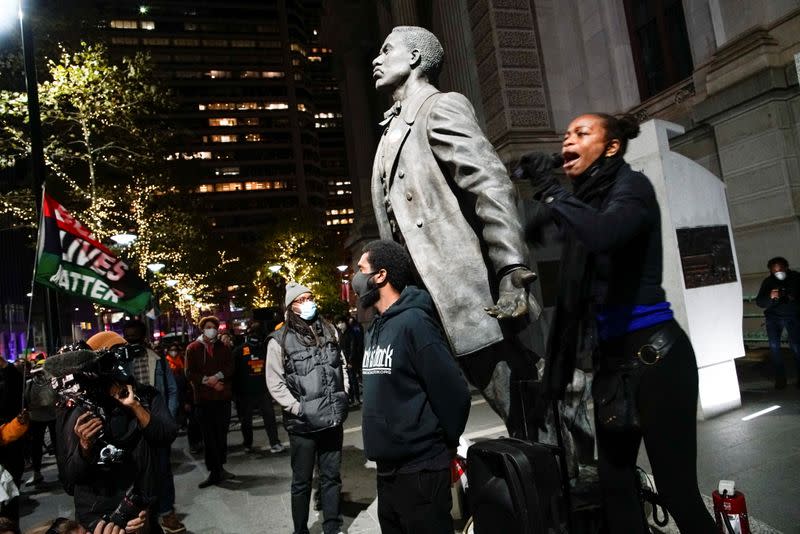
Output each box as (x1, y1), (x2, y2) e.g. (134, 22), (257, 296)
(204, 135), (238, 143)
(297, 103), (307, 112)
(111, 37), (139, 45)
(308, 56), (322, 62)
(143, 37), (169, 46)
(140, 21), (155, 30)
(198, 184), (213, 193)
(215, 167), (240, 176)
(206, 70), (231, 79)
(290, 43), (307, 56)
(201, 102), (288, 111)
(173, 38), (200, 46)
(195, 152), (212, 159)
(110, 20), (137, 29)
(232, 40), (256, 48)
(217, 182), (243, 192)
(292, 58), (301, 66)
(244, 133), (262, 142)
(242, 118), (259, 126)
(264, 71), (284, 78)
(206, 103), (236, 110)
(203, 39), (228, 47)
(241, 71), (260, 78)
(209, 118), (237, 127)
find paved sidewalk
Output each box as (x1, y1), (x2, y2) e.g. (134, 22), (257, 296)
(16, 351), (800, 533)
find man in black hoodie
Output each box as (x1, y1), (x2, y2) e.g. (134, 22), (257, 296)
(756, 256), (800, 389)
(353, 240), (471, 534)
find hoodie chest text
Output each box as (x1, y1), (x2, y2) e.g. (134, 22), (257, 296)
(362, 344), (394, 375)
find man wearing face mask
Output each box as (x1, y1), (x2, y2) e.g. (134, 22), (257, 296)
(185, 316), (235, 488)
(265, 282), (349, 534)
(756, 256), (800, 389)
(354, 240), (470, 534)
(232, 321), (285, 453)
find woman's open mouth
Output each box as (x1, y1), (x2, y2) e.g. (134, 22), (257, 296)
(562, 151), (580, 170)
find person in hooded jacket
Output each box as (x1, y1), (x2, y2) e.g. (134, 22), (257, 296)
(265, 283), (349, 534)
(54, 332), (178, 533)
(353, 240), (470, 534)
(24, 358), (56, 487)
(517, 113), (715, 533)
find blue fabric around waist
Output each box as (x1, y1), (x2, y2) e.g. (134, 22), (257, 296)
(596, 301), (674, 341)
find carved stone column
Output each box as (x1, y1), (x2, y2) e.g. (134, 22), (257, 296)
(432, 0), (485, 127)
(466, 0), (559, 160)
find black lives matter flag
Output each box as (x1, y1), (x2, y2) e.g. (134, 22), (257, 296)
(35, 192), (153, 314)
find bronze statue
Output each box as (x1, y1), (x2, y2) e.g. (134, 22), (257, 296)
(369, 26), (541, 436)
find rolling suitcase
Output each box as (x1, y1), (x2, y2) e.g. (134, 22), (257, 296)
(467, 437), (566, 534)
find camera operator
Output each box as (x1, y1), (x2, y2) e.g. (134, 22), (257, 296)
(53, 332), (178, 533)
(755, 256), (800, 389)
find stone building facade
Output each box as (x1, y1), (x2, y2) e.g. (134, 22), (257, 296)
(327, 0), (800, 302)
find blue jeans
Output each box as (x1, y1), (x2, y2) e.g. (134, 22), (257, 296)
(289, 426), (343, 534)
(765, 315), (800, 376)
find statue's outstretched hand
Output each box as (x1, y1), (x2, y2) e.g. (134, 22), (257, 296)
(485, 268), (542, 320)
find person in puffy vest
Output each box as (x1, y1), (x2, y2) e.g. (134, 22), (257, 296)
(266, 282), (349, 534)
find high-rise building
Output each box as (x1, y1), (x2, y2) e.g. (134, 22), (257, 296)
(97, 0), (352, 248)
(304, 1), (355, 247)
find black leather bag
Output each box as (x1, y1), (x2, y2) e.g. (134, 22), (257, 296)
(593, 322), (680, 432)
(467, 437), (566, 534)
(593, 364), (642, 432)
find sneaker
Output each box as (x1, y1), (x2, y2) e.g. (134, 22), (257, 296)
(269, 443), (285, 454)
(160, 511), (187, 534)
(221, 468), (236, 480)
(26, 472), (43, 486)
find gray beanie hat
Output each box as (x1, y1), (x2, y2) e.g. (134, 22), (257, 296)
(284, 282), (312, 309)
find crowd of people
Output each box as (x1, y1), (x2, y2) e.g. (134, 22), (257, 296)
(0, 306), (367, 534)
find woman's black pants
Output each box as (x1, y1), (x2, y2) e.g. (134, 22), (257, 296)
(595, 320), (716, 533)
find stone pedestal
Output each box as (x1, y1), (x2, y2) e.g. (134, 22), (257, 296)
(626, 119), (743, 419)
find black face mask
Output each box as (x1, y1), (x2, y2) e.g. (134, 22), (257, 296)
(247, 331), (266, 345)
(352, 270), (380, 309)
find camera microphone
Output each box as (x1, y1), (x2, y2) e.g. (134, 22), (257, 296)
(43, 350), (99, 379)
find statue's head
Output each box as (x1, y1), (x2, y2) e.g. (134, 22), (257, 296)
(372, 26), (444, 92)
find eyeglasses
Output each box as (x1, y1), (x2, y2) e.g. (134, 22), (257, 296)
(294, 295), (315, 304)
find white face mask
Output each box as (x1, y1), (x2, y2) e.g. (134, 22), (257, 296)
(298, 300), (318, 321)
(774, 271), (787, 281)
(204, 328), (218, 339)
(168, 350), (178, 356)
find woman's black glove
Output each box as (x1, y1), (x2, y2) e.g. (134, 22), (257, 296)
(513, 152), (562, 200)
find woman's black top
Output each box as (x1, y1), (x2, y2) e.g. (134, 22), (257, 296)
(544, 161), (666, 308)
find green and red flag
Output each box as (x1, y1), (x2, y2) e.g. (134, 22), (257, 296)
(35, 192), (153, 314)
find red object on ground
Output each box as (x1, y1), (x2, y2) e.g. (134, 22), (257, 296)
(712, 489), (751, 534)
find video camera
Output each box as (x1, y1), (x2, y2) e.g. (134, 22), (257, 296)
(46, 343), (146, 465)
